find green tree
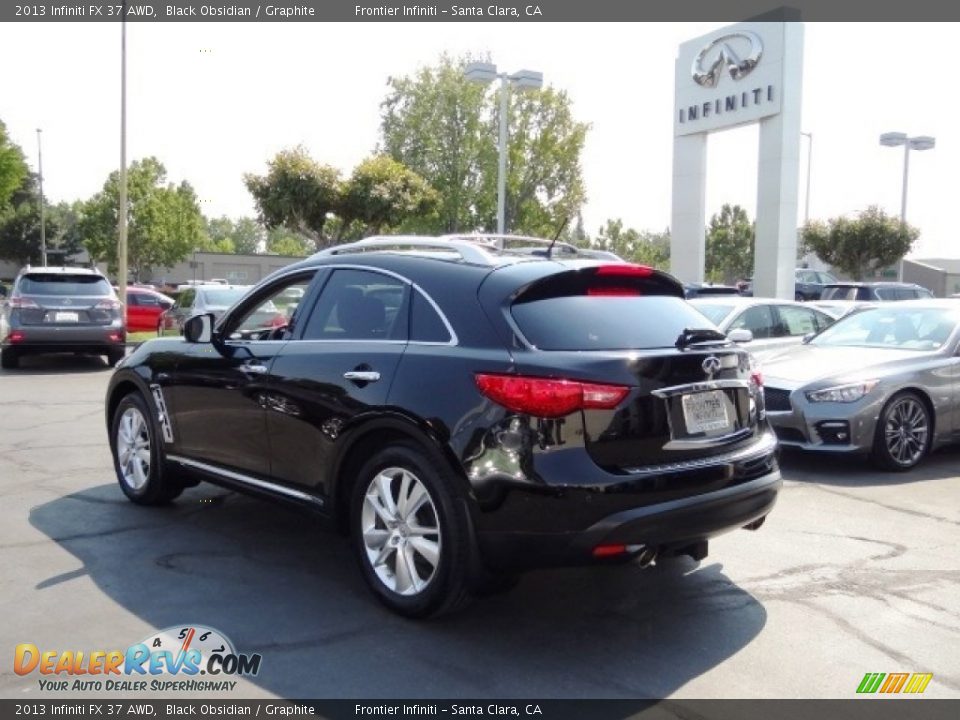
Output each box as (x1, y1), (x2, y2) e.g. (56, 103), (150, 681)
(0, 120), (28, 215)
(0, 175), (50, 264)
(380, 54), (589, 236)
(802, 205), (917, 280)
(80, 157), (205, 280)
(380, 54), (490, 233)
(244, 146), (341, 250)
(489, 86), (588, 237)
(706, 204), (754, 283)
(591, 219), (670, 268)
(340, 155), (439, 238)
(203, 216), (264, 254)
(265, 226), (312, 257)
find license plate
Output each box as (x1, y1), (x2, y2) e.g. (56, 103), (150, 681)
(54, 311), (79, 323)
(681, 390), (732, 434)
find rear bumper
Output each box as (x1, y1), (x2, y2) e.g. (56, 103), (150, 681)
(477, 466), (781, 570)
(3, 325), (125, 351)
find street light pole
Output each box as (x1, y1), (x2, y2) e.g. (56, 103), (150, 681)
(496, 76), (509, 235)
(118, 5), (128, 322)
(879, 132), (935, 282)
(36, 128), (46, 266)
(464, 62), (543, 235)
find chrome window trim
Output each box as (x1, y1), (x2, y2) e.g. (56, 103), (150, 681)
(167, 454), (324, 507)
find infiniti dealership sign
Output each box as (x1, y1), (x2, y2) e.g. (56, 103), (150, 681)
(670, 21), (804, 300)
(674, 24), (785, 136)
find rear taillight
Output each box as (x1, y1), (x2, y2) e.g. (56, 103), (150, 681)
(748, 355), (763, 388)
(95, 299), (122, 310)
(474, 373), (630, 418)
(6, 331), (25, 343)
(8, 297), (38, 309)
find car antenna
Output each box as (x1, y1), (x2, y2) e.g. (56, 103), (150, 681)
(545, 217), (569, 259)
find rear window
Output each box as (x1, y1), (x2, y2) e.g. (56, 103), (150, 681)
(691, 302), (735, 325)
(510, 268), (710, 351)
(822, 286), (857, 301)
(199, 288), (247, 307)
(18, 273), (113, 297)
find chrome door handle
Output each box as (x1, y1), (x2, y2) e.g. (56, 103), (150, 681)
(240, 362), (269, 375)
(343, 371), (380, 382)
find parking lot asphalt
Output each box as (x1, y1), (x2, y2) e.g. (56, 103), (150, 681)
(1, 354), (959, 700)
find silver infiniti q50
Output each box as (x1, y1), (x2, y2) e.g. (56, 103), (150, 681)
(762, 300), (960, 471)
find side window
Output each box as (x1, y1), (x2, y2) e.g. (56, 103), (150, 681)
(410, 290), (452, 343)
(813, 309), (834, 332)
(730, 305), (775, 339)
(876, 288), (897, 300)
(227, 273), (315, 340)
(138, 294), (159, 307)
(778, 306), (819, 336)
(126, 293), (141, 307)
(302, 269), (409, 341)
(179, 289), (195, 309)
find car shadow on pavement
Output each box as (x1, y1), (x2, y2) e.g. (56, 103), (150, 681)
(29, 482), (768, 698)
(779, 444), (960, 487)
(0, 353), (113, 375)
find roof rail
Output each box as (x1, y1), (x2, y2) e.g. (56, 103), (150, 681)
(316, 236), (496, 265)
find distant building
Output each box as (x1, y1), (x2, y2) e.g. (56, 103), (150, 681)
(902, 258), (960, 297)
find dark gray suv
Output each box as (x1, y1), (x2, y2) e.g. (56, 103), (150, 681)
(1, 267), (126, 369)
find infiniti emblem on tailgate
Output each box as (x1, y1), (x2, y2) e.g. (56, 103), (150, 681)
(702, 355), (721, 377)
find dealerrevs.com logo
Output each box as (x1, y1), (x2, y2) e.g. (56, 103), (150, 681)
(14, 625), (262, 692)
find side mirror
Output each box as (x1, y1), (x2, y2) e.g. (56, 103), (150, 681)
(728, 328), (753, 343)
(802, 332), (816, 344)
(183, 313), (215, 344)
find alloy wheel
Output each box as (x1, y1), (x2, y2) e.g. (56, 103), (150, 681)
(883, 397), (928, 466)
(116, 407), (151, 490)
(360, 467), (442, 596)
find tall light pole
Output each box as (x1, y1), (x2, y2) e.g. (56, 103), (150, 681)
(800, 131), (813, 226)
(464, 62), (543, 234)
(118, 4), (128, 322)
(36, 128), (46, 266)
(879, 132), (935, 281)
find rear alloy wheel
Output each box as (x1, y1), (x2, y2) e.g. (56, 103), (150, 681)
(111, 392), (183, 504)
(1, 348), (19, 370)
(351, 443), (473, 617)
(873, 392), (931, 471)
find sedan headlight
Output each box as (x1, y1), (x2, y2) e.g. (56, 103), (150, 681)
(805, 380), (879, 403)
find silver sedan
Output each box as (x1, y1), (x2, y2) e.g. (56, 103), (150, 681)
(690, 297), (836, 360)
(762, 300), (960, 470)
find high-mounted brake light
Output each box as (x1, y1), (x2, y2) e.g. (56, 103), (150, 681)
(475, 373), (629, 418)
(586, 287), (640, 297)
(594, 264), (654, 278)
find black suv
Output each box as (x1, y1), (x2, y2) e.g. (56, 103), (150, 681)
(104, 236), (780, 617)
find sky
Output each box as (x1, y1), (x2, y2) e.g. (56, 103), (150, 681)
(0, 21), (957, 258)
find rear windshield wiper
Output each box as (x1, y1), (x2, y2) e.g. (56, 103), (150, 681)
(676, 327), (728, 349)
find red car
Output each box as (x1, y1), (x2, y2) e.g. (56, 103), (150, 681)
(124, 287), (175, 332)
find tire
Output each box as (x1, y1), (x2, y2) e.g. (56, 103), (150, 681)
(1, 348), (19, 370)
(107, 348), (126, 367)
(872, 391), (931, 471)
(350, 442), (473, 618)
(110, 392), (183, 505)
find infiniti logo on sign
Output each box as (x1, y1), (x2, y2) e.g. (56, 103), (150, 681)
(692, 31), (763, 88)
(702, 355), (722, 377)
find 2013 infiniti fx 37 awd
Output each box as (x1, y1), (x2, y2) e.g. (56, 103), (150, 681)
(104, 236), (780, 617)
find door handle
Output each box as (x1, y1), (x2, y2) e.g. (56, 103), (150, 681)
(240, 361), (269, 375)
(343, 370), (380, 382)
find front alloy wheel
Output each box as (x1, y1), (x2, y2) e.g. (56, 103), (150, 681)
(361, 467), (441, 596)
(111, 392), (183, 504)
(874, 392), (931, 471)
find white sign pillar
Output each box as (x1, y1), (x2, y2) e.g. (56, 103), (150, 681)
(670, 22), (804, 299)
